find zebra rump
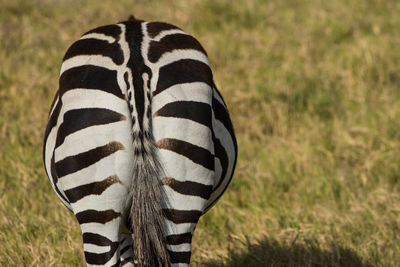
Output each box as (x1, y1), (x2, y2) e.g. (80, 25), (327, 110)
(43, 14), (237, 267)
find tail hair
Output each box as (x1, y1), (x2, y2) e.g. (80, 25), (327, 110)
(128, 127), (170, 266)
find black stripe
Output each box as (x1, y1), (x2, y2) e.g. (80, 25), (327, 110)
(60, 65), (124, 99)
(82, 232), (112, 246)
(55, 141), (124, 178)
(212, 138), (229, 191)
(163, 209), (202, 224)
(83, 24), (122, 40)
(63, 38), (123, 65)
(161, 177), (212, 199)
(147, 22), (180, 38)
(82, 232), (119, 265)
(43, 95), (62, 190)
(157, 138), (214, 171)
(154, 101), (212, 129)
(64, 175), (122, 203)
(84, 246), (119, 265)
(120, 244), (132, 256)
(212, 97), (237, 153)
(49, 154), (70, 204)
(43, 95), (62, 146)
(55, 108), (126, 148)
(154, 59), (213, 96)
(166, 232), (193, 245)
(76, 209), (121, 224)
(124, 20), (151, 131)
(148, 34), (207, 63)
(168, 250), (191, 264)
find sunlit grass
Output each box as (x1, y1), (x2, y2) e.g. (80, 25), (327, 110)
(1, 0), (400, 266)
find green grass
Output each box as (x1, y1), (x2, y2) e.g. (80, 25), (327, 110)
(1, 0), (400, 266)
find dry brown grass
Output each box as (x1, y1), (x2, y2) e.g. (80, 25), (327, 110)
(1, 0), (400, 266)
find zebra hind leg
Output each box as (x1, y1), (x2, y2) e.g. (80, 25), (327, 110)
(77, 214), (124, 266)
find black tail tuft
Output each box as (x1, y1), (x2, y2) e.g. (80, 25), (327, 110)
(128, 14), (136, 21)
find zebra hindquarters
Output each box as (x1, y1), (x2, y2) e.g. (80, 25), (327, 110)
(152, 81), (215, 265)
(53, 89), (135, 266)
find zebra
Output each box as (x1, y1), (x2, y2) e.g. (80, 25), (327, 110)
(43, 15), (237, 266)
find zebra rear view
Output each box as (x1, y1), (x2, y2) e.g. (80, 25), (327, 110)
(43, 16), (237, 267)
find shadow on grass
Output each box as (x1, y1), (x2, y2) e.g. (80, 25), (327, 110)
(200, 236), (373, 267)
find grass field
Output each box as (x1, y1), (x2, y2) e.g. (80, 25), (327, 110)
(1, 0), (400, 266)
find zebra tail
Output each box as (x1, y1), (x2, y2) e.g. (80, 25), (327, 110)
(128, 117), (170, 265)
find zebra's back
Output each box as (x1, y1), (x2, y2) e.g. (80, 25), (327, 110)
(43, 17), (237, 266)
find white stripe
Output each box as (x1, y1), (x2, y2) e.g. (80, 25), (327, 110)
(152, 82), (211, 112)
(152, 29), (188, 42)
(167, 243), (192, 252)
(54, 121), (130, 161)
(154, 49), (209, 67)
(60, 88), (127, 115)
(140, 23), (156, 93)
(163, 220), (195, 237)
(213, 157), (223, 189)
(60, 55), (118, 76)
(117, 24), (130, 65)
(69, 183), (128, 214)
(162, 185), (207, 211)
(121, 262), (135, 267)
(213, 87), (226, 107)
(57, 150), (133, 189)
(48, 95), (60, 118)
(142, 72), (151, 132)
(213, 120), (236, 176)
(153, 117), (213, 151)
(158, 149), (214, 186)
(80, 221), (121, 242)
(83, 243), (111, 253)
(80, 33), (115, 43)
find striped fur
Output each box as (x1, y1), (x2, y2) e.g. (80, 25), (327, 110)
(43, 16), (237, 266)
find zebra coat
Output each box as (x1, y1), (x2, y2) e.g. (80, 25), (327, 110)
(43, 16), (237, 266)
